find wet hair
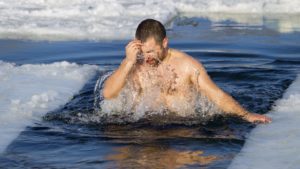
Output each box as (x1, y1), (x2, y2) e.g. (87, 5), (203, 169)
(135, 19), (166, 45)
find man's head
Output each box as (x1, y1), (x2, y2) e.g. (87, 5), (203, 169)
(135, 19), (168, 66)
(135, 19), (166, 46)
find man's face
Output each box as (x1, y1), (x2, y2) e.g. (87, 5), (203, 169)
(140, 37), (166, 66)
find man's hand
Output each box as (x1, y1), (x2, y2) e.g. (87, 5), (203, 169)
(244, 113), (272, 124)
(125, 40), (142, 64)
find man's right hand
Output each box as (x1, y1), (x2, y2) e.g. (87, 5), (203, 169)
(103, 40), (142, 99)
(125, 40), (142, 64)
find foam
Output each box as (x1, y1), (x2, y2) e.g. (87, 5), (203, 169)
(0, 61), (98, 153)
(95, 66), (221, 124)
(0, 0), (176, 41)
(229, 74), (300, 169)
(183, 13), (300, 33)
(175, 0), (300, 14)
(0, 0), (299, 41)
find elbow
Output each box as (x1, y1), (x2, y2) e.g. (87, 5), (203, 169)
(102, 88), (113, 99)
(102, 86), (117, 99)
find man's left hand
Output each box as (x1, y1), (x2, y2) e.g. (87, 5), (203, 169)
(244, 113), (272, 124)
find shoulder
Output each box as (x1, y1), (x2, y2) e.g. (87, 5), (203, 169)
(169, 48), (206, 73)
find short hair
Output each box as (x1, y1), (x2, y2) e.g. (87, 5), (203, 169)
(135, 19), (166, 45)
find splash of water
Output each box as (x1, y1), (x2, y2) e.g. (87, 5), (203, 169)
(93, 71), (114, 112)
(93, 65), (222, 125)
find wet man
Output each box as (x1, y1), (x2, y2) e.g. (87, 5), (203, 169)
(103, 19), (271, 123)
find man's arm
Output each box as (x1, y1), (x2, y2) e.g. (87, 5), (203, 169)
(103, 40), (141, 99)
(189, 59), (271, 123)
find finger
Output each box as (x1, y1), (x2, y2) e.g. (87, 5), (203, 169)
(132, 39), (142, 45)
(131, 42), (142, 48)
(126, 40), (139, 48)
(130, 44), (142, 51)
(261, 117), (271, 124)
(131, 39), (142, 44)
(126, 41), (135, 48)
(127, 42), (142, 50)
(263, 116), (271, 123)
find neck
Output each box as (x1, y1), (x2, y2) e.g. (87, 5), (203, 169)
(162, 48), (171, 63)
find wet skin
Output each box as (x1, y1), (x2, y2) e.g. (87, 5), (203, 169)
(103, 37), (271, 124)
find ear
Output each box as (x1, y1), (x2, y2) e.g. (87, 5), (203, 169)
(162, 37), (168, 49)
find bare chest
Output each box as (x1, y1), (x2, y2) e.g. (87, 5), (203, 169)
(134, 64), (189, 95)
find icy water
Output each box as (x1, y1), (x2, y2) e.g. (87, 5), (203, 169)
(1, 15), (300, 168)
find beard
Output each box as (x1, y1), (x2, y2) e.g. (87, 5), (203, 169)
(141, 49), (167, 67)
(146, 57), (159, 65)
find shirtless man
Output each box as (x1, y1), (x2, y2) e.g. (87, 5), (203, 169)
(103, 19), (271, 123)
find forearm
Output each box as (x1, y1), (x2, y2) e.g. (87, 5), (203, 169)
(103, 59), (134, 99)
(191, 60), (270, 123)
(214, 91), (249, 118)
(217, 92), (272, 123)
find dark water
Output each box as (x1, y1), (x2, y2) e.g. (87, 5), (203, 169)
(1, 16), (300, 168)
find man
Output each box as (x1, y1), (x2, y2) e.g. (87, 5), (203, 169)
(103, 19), (271, 123)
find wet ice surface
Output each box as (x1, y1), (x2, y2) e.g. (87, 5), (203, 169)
(229, 75), (300, 169)
(0, 0), (300, 40)
(0, 61), (98, 153)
